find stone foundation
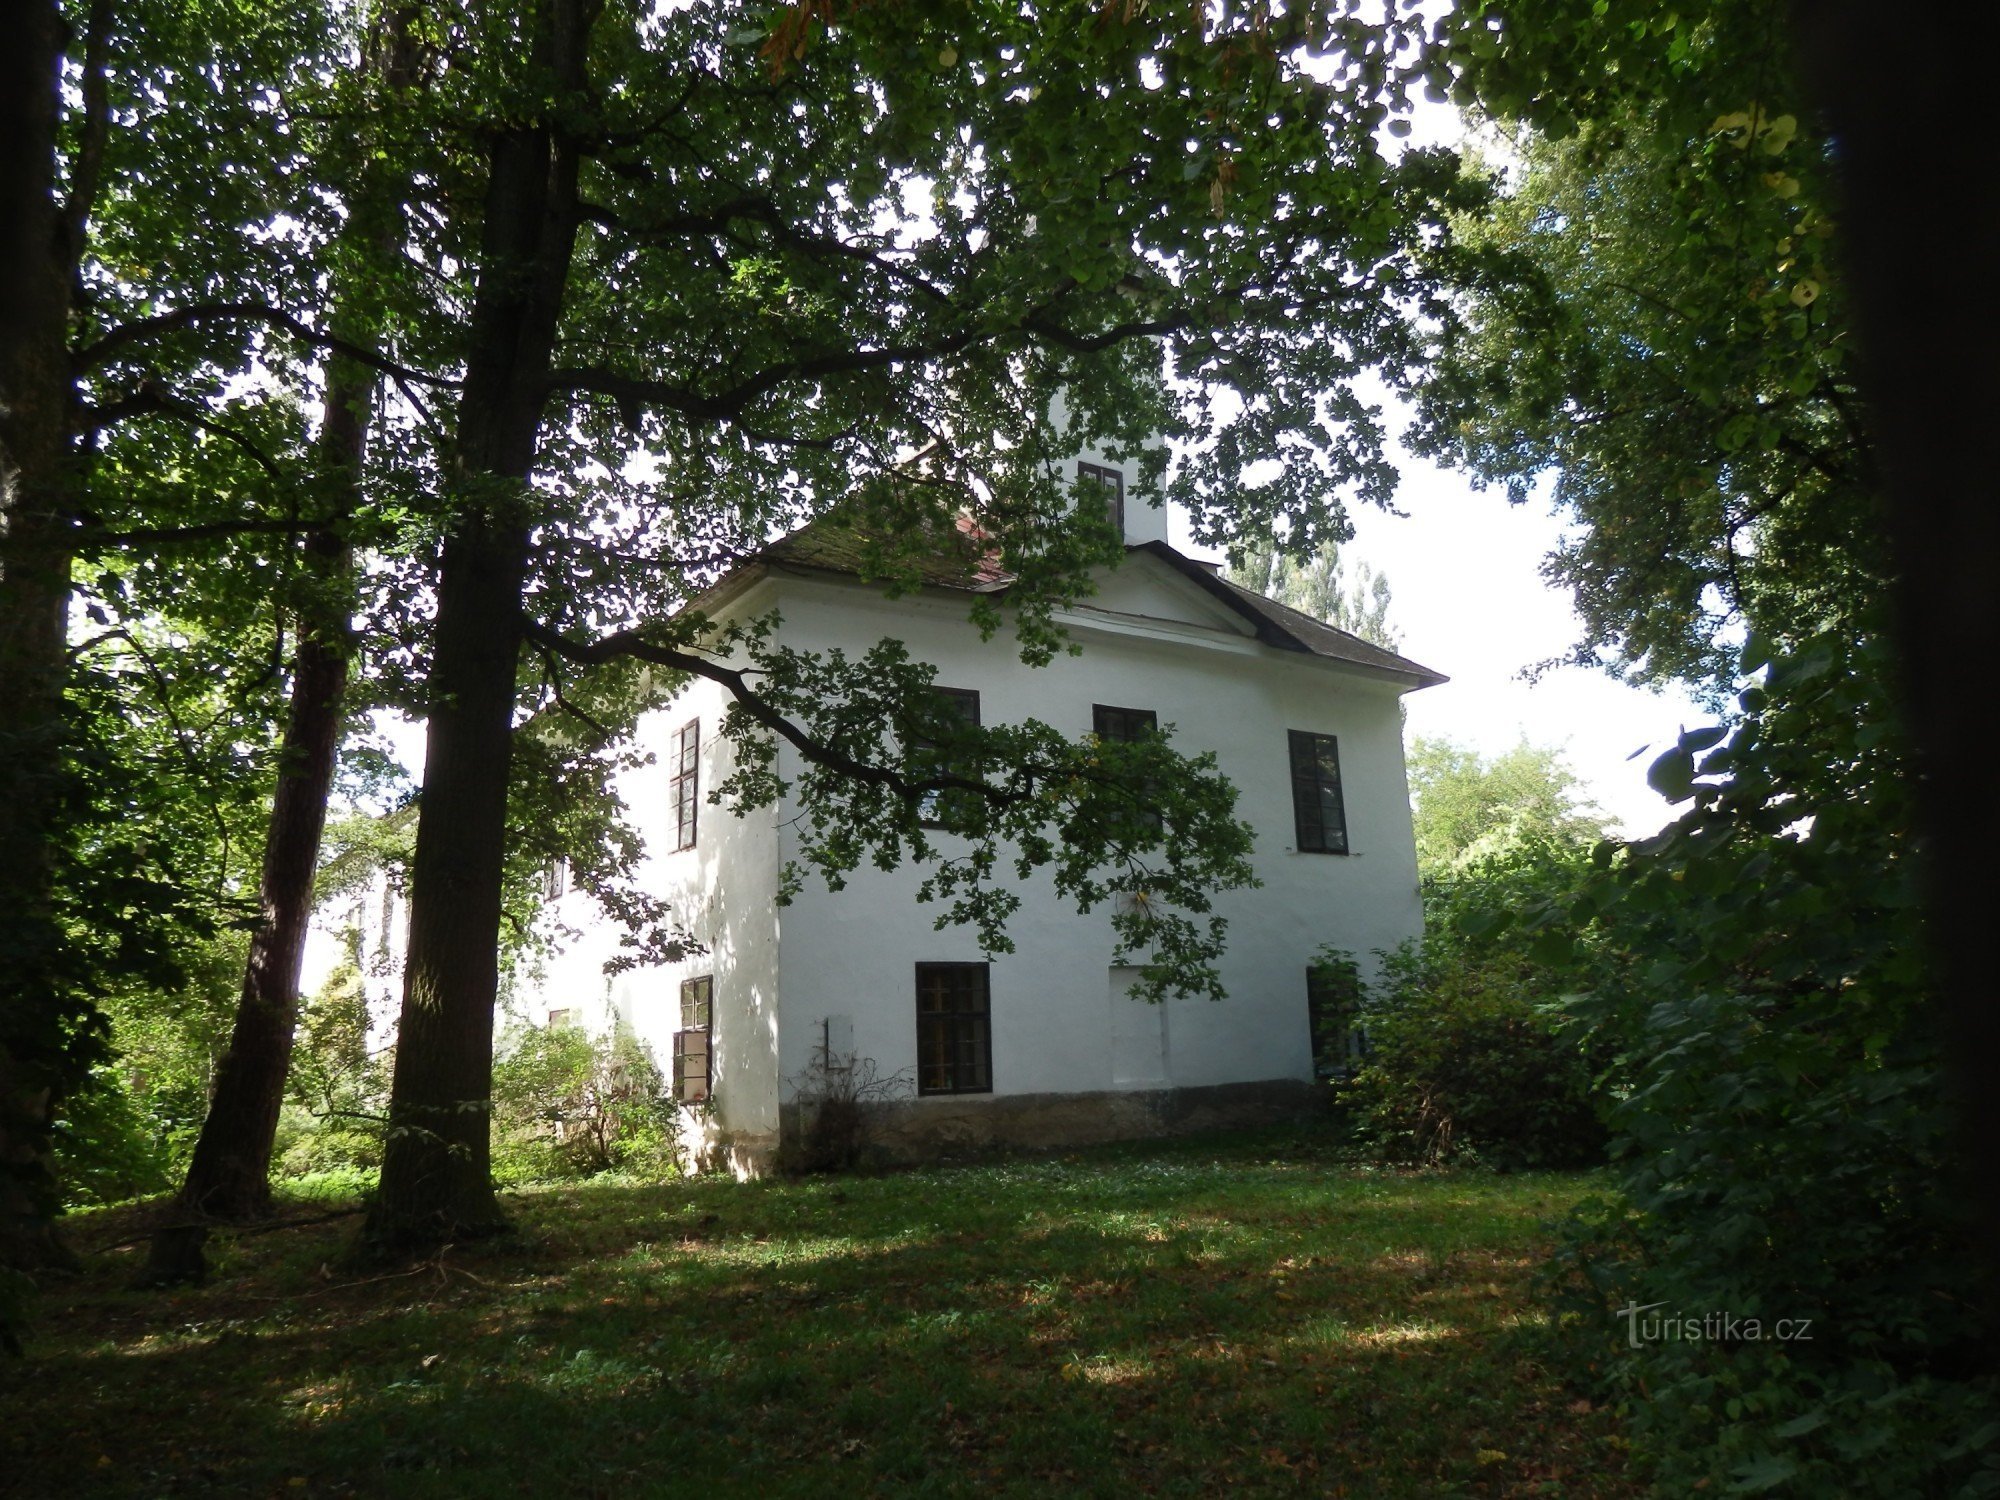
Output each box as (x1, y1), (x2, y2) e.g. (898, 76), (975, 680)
(777, 1077), (1317, 1170)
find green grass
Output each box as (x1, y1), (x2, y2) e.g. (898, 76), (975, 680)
(2, 1131), (1633, 1497)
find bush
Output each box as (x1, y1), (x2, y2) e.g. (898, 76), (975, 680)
(1327, 834), (1611, 1171)
(49, 1065), (174, 1208)
(777, 1047), (913, 1175)
(1538, 628), (1999, 1495)
(273, 955), (388, 1180)
(1331, 939), (1606, 1170)
(491, 1022), (681, 1185)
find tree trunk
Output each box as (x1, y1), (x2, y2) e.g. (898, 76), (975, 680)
(140, 529), (353, 1282)
(0, 0), (86, 1289)
(360, 0), (591, 1257)
(141, 8), (420, 1288)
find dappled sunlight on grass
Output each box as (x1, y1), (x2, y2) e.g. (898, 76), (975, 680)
(6, 1133), (1632, 1498)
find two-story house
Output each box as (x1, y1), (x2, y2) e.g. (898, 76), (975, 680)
(519, 461), (1445, 1174)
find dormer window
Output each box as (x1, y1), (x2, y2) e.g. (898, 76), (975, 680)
(1077, 462), (1125, 536)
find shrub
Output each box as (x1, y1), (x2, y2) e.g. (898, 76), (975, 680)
(273, 955), (388, 1180)
(1331, 940), (1606, 1170)
(1538, 628), (1998, 1495)
(49, 1065), (174, 1208)
(491, 1022), (680, 1184)
(777, 1047), (912, 1175)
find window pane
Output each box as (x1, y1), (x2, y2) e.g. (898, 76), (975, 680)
(1078, 462), (1124, 534)
(671, 719), (700, 850)
(1289, 731), (1348, 854)
(911, 689), (981, 827)
(914, 963), (991, 1095)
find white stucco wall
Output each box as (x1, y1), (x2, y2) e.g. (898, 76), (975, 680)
(763, 558), (1425, 1112)
(515, 611), (786, 1167)
(509, 547), (1428, 1162)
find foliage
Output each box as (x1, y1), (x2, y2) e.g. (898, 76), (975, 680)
(490, 1024), (680, 1186)
(1406, 735), (1607, 877)
(1332, 838), (1609, 1171)
(1412, 8), (1994, 1488)
(1417, 2), (1874, 692)
(1223, 533), (1401, 650)
(1529, 625), (1998, 1496)
(8, 1137), (1635, 1496)
(46, 1067), (174, 1210)
(273, 954), (389, 1181)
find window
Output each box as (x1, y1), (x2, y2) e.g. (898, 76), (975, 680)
(673, 975), (713, 1103)
(671, 719), (699, 852)
(909, 687), (981, 827)
(546, 1007), (577, 1030)
(916, 962), (991, 1095)
(1092, 704), (1163, 836)
(1288, 730), (1349, 854)
(542, 857), (569, 901)
(1305, 965), (1367, 1079)
(1077, 461), (1124, 535)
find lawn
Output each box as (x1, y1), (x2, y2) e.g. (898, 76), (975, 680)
(1, 1132), (1633, 1498)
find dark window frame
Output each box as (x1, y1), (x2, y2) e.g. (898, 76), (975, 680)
(1288, 729), (1350, 854)
(542, 857), (569, 901)
(1092, 704), (1163, 836)
(673, 974), (713, 1103)
(915, 961), (992, 1096)
(671, 718), (700, 852)
(1305, 965), (1368, 1079)
(911, 686), (981, 829)
(1078, 461), (1125, 535)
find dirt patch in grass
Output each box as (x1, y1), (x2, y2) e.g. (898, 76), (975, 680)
(2, 1132), (1633, 1497)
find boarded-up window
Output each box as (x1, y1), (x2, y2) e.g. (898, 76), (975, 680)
(916, 962), (991, 1095)
(671, 719), (700, 852)
(673, 974), (713, 1103)
(1288, 730), (1349, 854)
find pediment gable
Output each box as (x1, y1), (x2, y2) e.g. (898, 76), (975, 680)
(1079, 554), (1259, 638)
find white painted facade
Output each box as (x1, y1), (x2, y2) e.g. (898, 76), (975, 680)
(512, 497), (1441, 1173)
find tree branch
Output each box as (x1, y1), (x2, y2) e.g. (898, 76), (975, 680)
(74, 302), (459, 387)
(520, 618), (1016, 807)
(76, 382), (292, 489)
(60, 0), (113, 275)
(74, 516), (332, 554)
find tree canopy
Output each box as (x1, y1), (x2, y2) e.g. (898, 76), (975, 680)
(1405, 735), (1605, 876)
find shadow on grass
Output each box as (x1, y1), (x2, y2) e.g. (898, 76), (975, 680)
(3, 1140), (1629, 1498)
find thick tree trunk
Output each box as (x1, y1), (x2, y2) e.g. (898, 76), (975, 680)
(141, 8), (420, 1287)
(360, 0), (591, 1256)
(140, 526), (353, 1282)
(363, 518), (532, 1251)
(0, 0), (85, 1288)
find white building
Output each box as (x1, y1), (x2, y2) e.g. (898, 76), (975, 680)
(518, 465), (1446, 1175)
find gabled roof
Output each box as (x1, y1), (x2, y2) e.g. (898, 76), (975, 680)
(1128, 541), (1448, 687)
(730, 515), (1447, 689)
